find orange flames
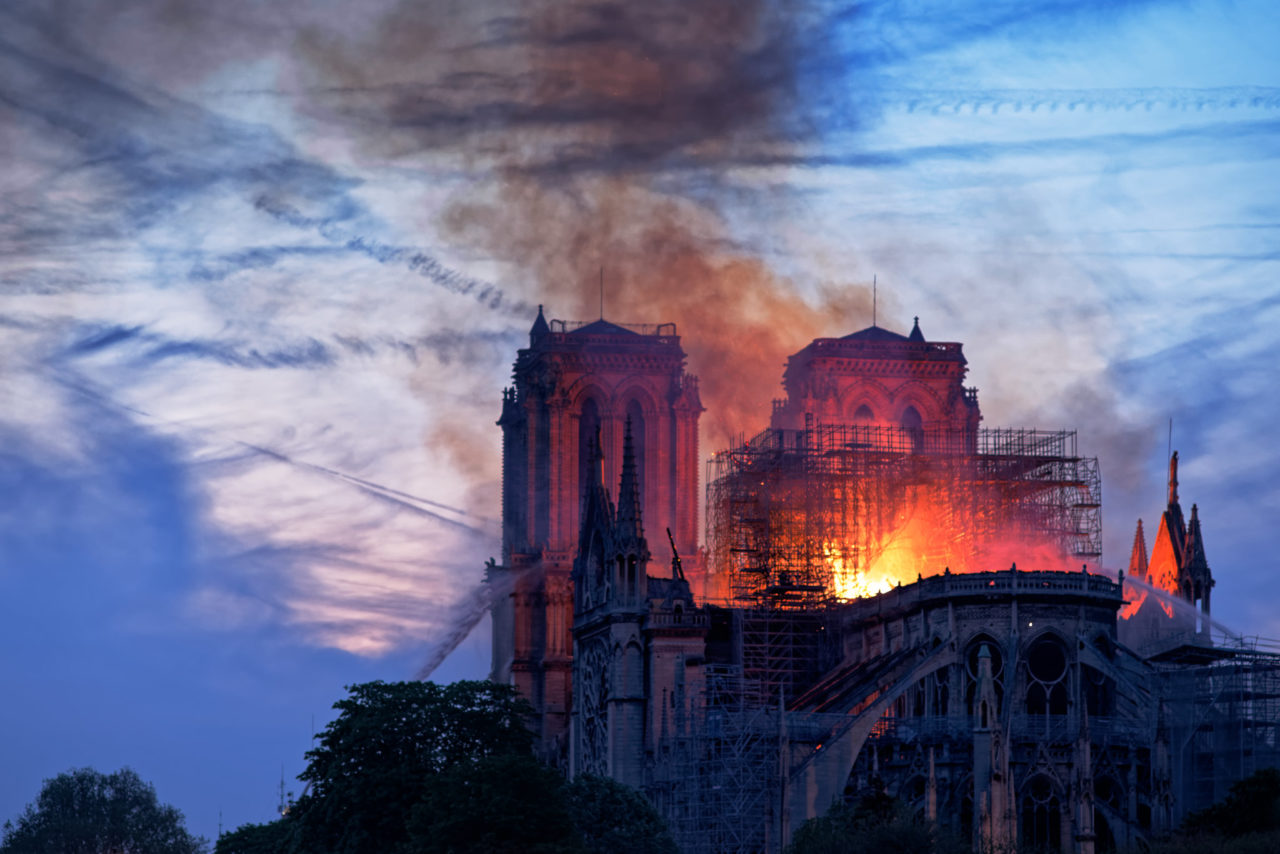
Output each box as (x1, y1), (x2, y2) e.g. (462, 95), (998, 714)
(708, 442), (1093, 605)
(819, 485), (1079, 602)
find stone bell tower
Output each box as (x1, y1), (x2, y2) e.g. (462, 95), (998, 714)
(770, 317), (981, 450)
(488, 307), (702, 756)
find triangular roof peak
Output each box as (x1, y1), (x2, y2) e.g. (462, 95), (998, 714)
(569, 318), (638, 336)
(842, 324), (911, 342)
(530, 304), (550, 341)
(908, 316), (925, 342)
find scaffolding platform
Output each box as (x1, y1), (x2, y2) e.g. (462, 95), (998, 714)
(706, 424), (1103, 610)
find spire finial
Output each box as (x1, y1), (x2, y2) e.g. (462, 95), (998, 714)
(1168, 450), (1179, 506)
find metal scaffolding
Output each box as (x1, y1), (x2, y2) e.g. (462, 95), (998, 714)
(739, 608), (830, 707)
(651, 666), (782, 854)
(1153, 637), (1280, 822)
(705, 424), (1102, 610)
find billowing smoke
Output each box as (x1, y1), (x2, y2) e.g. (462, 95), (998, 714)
(284, 0), (871, 441)
(5, 0), (1272, 661)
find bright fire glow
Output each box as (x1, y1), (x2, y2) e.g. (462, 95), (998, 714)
(821, 487), (1078, 602)
(1119, 515), (1180, 620)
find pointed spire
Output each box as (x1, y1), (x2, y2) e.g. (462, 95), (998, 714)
(1184, 503), (1211, 580)
(1128, 519), (1149, 579)
(908, 316), (925, 342)
(577, 423), (610, 530)
(1163, 451), (1186, 558)
(616, 416), (644, 543)
(530, 304), (549, 342)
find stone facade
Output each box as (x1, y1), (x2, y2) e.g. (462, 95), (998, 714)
(488, 311), (1269, 853)
(769, 318), (981, 447)
(490, 308), (701, 755)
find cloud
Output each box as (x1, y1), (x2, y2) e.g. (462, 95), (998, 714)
(4, 1), (1280, 840)
(2, 0), (1278, 662)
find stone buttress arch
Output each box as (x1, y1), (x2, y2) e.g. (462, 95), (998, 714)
(785, 643), (958, 839)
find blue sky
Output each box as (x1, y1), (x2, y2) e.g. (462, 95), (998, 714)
(2, 0), (1278, 841)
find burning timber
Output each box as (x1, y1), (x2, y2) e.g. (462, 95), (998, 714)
(486, 310), (1280, 854)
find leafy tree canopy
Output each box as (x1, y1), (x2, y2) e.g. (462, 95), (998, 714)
(564, 775), (678, 854)
(409, 754), (584, 854)
(287, 679), (536, 854)
(1183, 767), (1280, 839)
(1, 767), (206, 854)
(785, 788), (966, 854)
(219, 680), (678, 854)
(214, 819), (293, 854)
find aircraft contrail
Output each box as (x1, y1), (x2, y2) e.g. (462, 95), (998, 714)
(50, 367), (497, 537)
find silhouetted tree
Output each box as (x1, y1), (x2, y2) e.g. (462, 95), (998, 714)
(785, 787), (966, 854)
(286, 679), (535, 854)
(214, 819), (293, 854)
(1141, 767), (1280, 854)
(1184, 767), (1280, 838)
(220, 680), (678, 854)
(564, 774), (678, 854)
(1, 767), (206, 854)
(408, 754), (585, 854)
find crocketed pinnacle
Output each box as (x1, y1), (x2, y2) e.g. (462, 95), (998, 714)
(616, 416), (643, 543)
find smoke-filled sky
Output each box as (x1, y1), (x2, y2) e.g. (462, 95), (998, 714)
(2, 0), (1278, 839)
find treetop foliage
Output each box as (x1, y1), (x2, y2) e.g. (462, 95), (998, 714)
(286, 680), (536, 854)
(785, 787), (967, 854)
(217, 679), (677, 854)
(1, 767), (206, 854)
(1183, 766), (1280, 839)
(409, 754), (585, 854)
(564, 774), (678, 854)
(299, 679), (535, 796)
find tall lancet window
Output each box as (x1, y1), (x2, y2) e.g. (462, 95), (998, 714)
(578, 397), (601, 505)
(901, 405), (924, 453)
(626, 400), (646, 518)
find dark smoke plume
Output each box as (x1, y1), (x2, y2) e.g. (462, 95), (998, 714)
(286, 1), (874, 440)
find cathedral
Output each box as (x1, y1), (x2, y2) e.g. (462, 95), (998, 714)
(486, 309), (1280, 854)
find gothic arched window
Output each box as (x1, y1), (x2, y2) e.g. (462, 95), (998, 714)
(578, 397), (602, 505)
(901, 405), (924, 452)
(1021, 775), (1062, 852)
(1025, 635), (1070, 716)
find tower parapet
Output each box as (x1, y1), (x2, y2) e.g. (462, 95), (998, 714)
(771, 318), (981, 446)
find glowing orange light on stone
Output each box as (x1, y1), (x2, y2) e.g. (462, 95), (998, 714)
(1119, 515), (1180, 621)
(821, 485), (1077, 602)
